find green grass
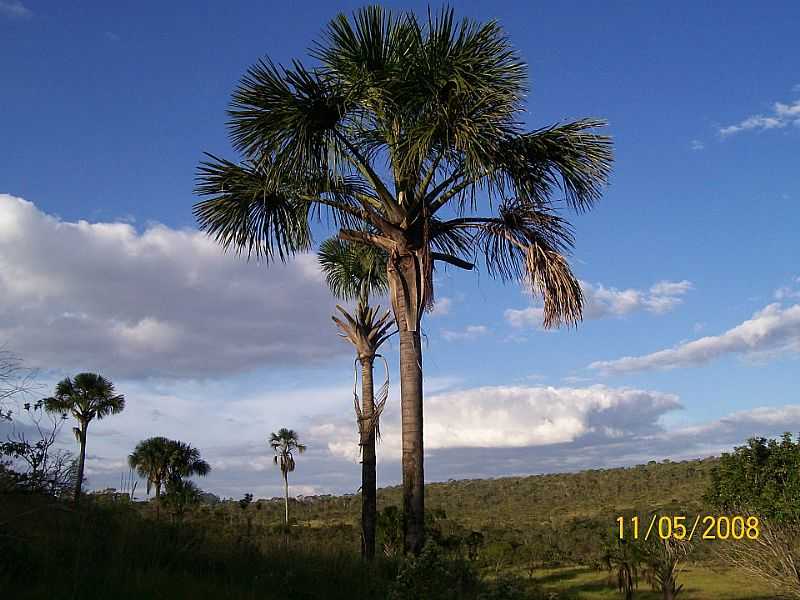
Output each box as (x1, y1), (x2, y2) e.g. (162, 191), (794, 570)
(524, 565), (771, 600)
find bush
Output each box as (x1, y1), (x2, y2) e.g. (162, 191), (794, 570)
(389, 541), (480, 600)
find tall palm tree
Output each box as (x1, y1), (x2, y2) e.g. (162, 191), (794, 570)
(128, 436), (172, 502)
(269, 428), (306, 524)
(43, 373), (125, 503)
(195, 6), (612, 553)
(319, 237), (394, 559)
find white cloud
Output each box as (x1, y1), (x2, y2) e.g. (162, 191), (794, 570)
(506, 279), (692, 328)
(0, 0), (31, 18)
(775, 276), (800, 300)
(317, 384), (681, 464)
(720, 97), (800, 137)
(441, 324), (489, 341)
(430, 297), (453, 317)
(590, 303), (800, 374)
(0, 195), (345, 378)
(690, 140), (704, 151)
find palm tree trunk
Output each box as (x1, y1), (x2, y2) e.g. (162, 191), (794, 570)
(388, 253), (426, 556)
(360, 356), (377, 560)
(155, 481), (162, 519)
(283, 472), (289, 525)
(74, 424), (87, 504)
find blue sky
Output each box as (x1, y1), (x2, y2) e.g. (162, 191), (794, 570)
(1, 1), (799, 499)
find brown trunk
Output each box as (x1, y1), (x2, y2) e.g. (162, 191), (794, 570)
(283, 472), (289, 525)
(360, 357), (377, 560)
(389, 251), (426, 555)
(74, 423), (87, 504)
(399, 329), (424, 555)
(155, 480), (162, 519)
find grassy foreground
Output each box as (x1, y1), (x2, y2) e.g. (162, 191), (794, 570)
(525, 565), (770, 599)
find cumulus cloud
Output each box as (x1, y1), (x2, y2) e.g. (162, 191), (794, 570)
(0, 0), (31, 18)
(441, 324), (489, 341)
(720, 97), (800, 137)
(690, 140), (704, 151)
(590, 303), (800, 374)
(315, 384), (682, 464)
(506, 279), (692, 328)
(0, 195), (345, 378)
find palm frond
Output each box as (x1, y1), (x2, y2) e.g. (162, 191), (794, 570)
(493, 119), (613, 212)
(194, 155), (312, 261)
(318, 237), (388, 302)
(228, 58), (350, 173)
(442, 200), (582, 327)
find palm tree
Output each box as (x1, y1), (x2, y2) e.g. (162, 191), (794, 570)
(604, 538), (641, 600)
(128, 437), (210, 518)
(195, 6), (612, 553)
(128, 436), (172, 502)
(269, 428), (306, 524)
(43, 373), (125, 503)
(319, 237), (394, 559)
(164, 440), (211, 486)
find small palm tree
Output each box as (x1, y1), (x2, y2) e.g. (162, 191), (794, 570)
(128, 436), (172, 501)
(129, 437), (210, 518)
(43, 373), (125, 502)
(269, 428), (306, 524)
(195, 6), (612, 552)
(319, 237), (394, 559)
(604, 538), (641, 600)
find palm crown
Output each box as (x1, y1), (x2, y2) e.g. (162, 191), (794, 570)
(128, 437), (211, 497)
(319, 238), (394, 360)
(269, 428), (306, 475)
(44, 373), (125, 426)
(194, 6), (612, 329)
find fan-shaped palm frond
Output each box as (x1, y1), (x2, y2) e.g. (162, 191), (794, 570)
(318, 237), (389, 302)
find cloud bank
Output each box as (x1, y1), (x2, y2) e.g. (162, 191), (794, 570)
(590, 303), (800, 374)
(0, 195), (345, 378)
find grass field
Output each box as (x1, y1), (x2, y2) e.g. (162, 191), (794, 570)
(526, 565), (771, 600)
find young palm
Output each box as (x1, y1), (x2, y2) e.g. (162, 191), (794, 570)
(269, 428), (306, 524)
(195, 6), (612, 553)
(319, 237), (394, 559)
(43, 373), (125, 503)
(128, 436), (172, 503)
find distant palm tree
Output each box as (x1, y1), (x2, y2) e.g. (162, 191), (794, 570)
(269, 428), (306, 524)
(319, 237), (394, 559)
(128, 436), (173, 512)
(165, 440), (211, 486)
(43, 373), (125, 503)
(128, 437), (210, 518)
(195, 6), (612, 553)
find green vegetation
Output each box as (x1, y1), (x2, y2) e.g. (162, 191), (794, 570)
(0, 455), (780, 599)
(194, 4), (613, 553)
